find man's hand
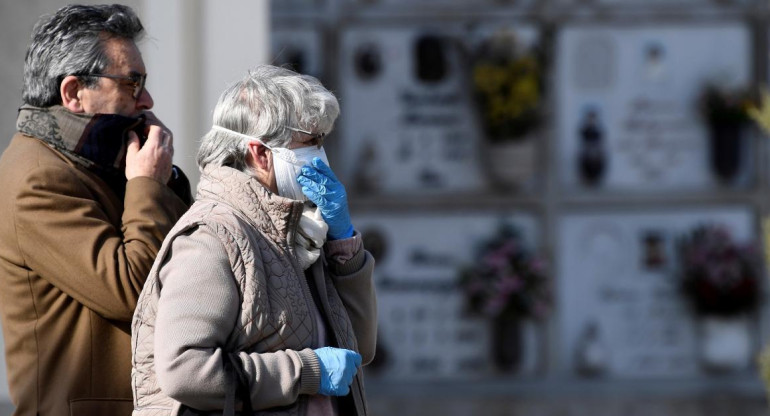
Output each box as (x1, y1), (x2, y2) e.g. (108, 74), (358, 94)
(142, 111), (168, 132)
(125, 124), (173, 183)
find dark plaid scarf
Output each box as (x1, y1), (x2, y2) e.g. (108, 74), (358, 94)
(16, 105), (146, 198)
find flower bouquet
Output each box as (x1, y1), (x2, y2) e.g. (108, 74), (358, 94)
(458, 224), (550, 372)
(459, 224), (551, 321)
(678, 223), (762, 372)
(677, 223), (761, 317)
(471, 30), (544, 143)
(469, 29), (546, 189)
(698, 84), (755, 126)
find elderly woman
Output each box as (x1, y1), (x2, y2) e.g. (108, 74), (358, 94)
(131, 65), (377, 416)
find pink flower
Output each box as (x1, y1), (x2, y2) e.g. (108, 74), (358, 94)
(482, 251), (509, 270)
(459, 225), (551, 319)
(483, 293), (509, 317)
(466, 280), (486, 295)
(680, 223), (761, 316)
(497, 274), (523, 294)
(499, 241), (518, 256)
(532, 301), (550, 320)
(529, 258), (546, 274)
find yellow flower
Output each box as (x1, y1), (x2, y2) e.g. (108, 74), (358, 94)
(512, 76), (539, 108)
(473, 51), (543, 135)
(474, 65), (507, 93)
(748, 87), (770, 135)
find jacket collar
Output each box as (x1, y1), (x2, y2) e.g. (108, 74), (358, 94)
(196, 165), (305, 247)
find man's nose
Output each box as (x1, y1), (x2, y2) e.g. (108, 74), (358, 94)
(136, 87), (154, 110)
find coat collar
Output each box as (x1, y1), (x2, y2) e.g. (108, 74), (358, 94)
(196, 165), (305, 247)
(16, 105), (146, 198)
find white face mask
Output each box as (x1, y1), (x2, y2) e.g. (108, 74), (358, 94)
(271, 145), (329, 201)
(211, 125), (329, 201)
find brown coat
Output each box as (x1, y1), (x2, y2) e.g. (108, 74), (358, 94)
(0, 133), (189, 416)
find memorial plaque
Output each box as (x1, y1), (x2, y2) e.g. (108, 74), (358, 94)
(558, 207), (755, 378)
(356, 213), (539, 379)
(338, 24), (539, 195)
(556, 24), (751, 191)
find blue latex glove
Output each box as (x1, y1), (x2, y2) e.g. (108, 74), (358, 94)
(297, 158), (354, 240)
(314, 347), (362, 396)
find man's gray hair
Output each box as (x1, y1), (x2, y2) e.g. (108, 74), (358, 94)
(22, 4), (144, 107)
(197, 65), (340, 172)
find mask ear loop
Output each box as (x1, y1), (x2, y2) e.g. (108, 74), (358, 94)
(211, 125), (276, 150)
(285, 126), (326, 149)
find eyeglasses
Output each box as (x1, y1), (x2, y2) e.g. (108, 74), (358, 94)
(85, 73), (147, 99)
(285, 126), (325, 148)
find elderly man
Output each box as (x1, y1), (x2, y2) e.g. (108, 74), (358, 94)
(131, 65), (377, 415)
(0, 4), (191, 415)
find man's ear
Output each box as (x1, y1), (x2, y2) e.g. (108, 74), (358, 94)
(60, 75), (84, 113)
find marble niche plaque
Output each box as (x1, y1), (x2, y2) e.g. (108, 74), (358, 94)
(338, 24), (538, 195)
(556, 24), (751, 191)
(356, 213), (539, 379)
(558, 207), (755, 378)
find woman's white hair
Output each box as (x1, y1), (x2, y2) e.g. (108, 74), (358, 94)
(197, 65), (340, 172)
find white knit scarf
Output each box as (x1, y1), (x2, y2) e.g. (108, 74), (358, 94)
(295, 205), (328, 270)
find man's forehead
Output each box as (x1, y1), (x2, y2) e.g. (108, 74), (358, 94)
(103, 37), (146, 74)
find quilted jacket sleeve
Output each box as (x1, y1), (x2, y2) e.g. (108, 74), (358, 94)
(324, 231), (378, 365)
(14, 164), (188, 321)
(154, 227), (320, 411)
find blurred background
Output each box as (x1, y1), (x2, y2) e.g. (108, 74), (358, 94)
(4, 0), (770, 415)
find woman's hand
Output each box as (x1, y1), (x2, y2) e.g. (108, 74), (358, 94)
(313, 347), (362, 396)
(297, 158), (354, 240)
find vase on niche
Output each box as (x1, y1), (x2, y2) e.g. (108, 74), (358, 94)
(698, 315), (752, 373)
(491, 314), (522, 372)
(483, 137), (536, 191)
(708, 121), (744, 183)
(491, 314), (539, 374)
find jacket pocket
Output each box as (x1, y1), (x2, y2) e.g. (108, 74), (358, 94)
(69, 398), (133, 416)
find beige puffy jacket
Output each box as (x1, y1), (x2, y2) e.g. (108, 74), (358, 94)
(131, 166), (377, 415)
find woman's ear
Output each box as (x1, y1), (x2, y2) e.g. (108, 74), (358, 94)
(60, 75), (84, 113)
(246, 140), (271, 172)
(246, 140), (276, 192)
